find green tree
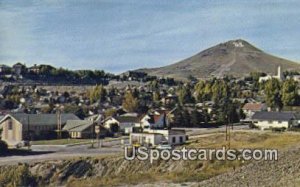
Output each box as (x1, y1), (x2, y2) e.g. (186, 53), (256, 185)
(190, 109), (202, 126)
(88, 85), (107, 103)
(194, 80), (206, 102)
(153, 91), (161, 104)
(105, 108), (117, 118)
(122, 91), (139, 112)
(172, 106), (184, 127)
(264, 78), (282, 109)
(211, 80), (230, 102)
(183, 110), (191, 127)
(214, 99), (239, 124)
(150, 80), (159, 91)
(281, 79), (298, 106)
(177, 85), (193, 105)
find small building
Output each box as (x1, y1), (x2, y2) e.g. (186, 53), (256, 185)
(0, 113), (79, 146)
(252, 111), (296, 130)
(28, 64), (55, 74)
(12, 63), (26, 75)
(130, 129), (187, 147)
(63, 120), (95, 139)
(103, 116), (140, 134)
(242, 103), (267, 119)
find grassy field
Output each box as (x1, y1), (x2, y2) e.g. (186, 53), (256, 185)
(186, 131), (300, 149)
(67, 131), (300, 186)
(31, 136), (127, 145)
(31, 138), (93, 145)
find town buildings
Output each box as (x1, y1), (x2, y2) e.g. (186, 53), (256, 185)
(252, 111), (297, 130)
(130, 129), (187, 147)
(0, 113), (79, 146)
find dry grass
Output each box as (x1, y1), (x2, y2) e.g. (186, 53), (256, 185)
(65, 131), (300, 186)
(187, 131), (300, 150)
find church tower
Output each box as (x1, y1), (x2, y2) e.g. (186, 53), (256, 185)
(277, 66), (283, 80)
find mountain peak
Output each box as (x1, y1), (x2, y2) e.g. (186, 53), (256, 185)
(135, 39), (300, 80)
(208, 39), (262, 53)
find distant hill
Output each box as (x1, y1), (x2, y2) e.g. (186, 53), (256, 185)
(136, 39), (300, 80)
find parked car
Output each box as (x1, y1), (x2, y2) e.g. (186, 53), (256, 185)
(156, 141), (172, 150)
(16, 140), (30, 148)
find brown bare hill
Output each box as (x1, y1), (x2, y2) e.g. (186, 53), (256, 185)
(138, 39), (300, 80)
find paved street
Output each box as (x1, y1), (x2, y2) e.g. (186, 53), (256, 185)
(0, 126), (251, 166)
(0, 139), (128, 166)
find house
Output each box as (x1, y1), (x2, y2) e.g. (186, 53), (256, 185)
(63, 120), (96, 139)
(252, 111), (296, 130)
(103, 116), (140, 134)
(140, 113), (168, 129)
(28, 64), (55, 74)
(242, 103), (267, 119)
(28, 64), (41, 74)
(12, 63), (26, 75)
(0, 113), (79, 146)
(130, 129), (187, 147)
(140, 108), (178, 129)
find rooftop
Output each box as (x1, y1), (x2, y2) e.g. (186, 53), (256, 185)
(252, 111), (295, 121)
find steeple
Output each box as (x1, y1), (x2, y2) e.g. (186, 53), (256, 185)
(277, 66), (283, 80)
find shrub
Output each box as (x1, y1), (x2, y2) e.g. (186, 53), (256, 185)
(0, 140), (8, 155)
(0, 165), (36, 186)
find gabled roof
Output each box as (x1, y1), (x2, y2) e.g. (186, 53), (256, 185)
(145, 114), (164, 124)
(68, 121), (94, 132)
(252, 111), (295, 121)
(115, 116), (140, 123)
(0, 113), (79, 126)
(63, 120), (93, 131)
(243, 103), (265, 111)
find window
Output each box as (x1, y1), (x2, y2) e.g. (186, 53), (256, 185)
(172, 137), (176, 143)
(268, 121), (273, 124)
(8, 120), (13, 130)
(180, 136), (183, 143)
(278, 121), (282, 124)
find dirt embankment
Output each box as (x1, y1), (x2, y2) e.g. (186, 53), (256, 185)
(2, 146), (299, 187)
(197, 146), (300, 187)
(0, 155), (210, 186)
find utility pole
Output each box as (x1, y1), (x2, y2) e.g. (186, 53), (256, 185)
(27, 115), (30, 150)
(225, 116), (231, 149)
(91, 119), (95, 148)
(56, 108), (62, 139)
(95, 125), (100, 148)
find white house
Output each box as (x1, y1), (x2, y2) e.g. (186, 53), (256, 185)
(103, 116), (140, 134)
(130, 129), (187, 147)
(252, 111), (296, 130)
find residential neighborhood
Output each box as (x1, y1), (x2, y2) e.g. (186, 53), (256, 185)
(1, 63), (300, 150)
(2, 1), (300, 186)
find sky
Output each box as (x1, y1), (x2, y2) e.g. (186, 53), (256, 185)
(1, 0), (300, 73)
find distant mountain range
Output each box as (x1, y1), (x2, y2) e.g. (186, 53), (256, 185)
(135, 39), (300, 80)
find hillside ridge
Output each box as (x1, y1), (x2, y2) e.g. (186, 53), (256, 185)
(135, 39), (300, 80)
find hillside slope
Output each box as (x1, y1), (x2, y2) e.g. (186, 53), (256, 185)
(138, 39), (300, 80)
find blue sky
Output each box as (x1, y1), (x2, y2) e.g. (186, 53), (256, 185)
(1, 0), (300, 73)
